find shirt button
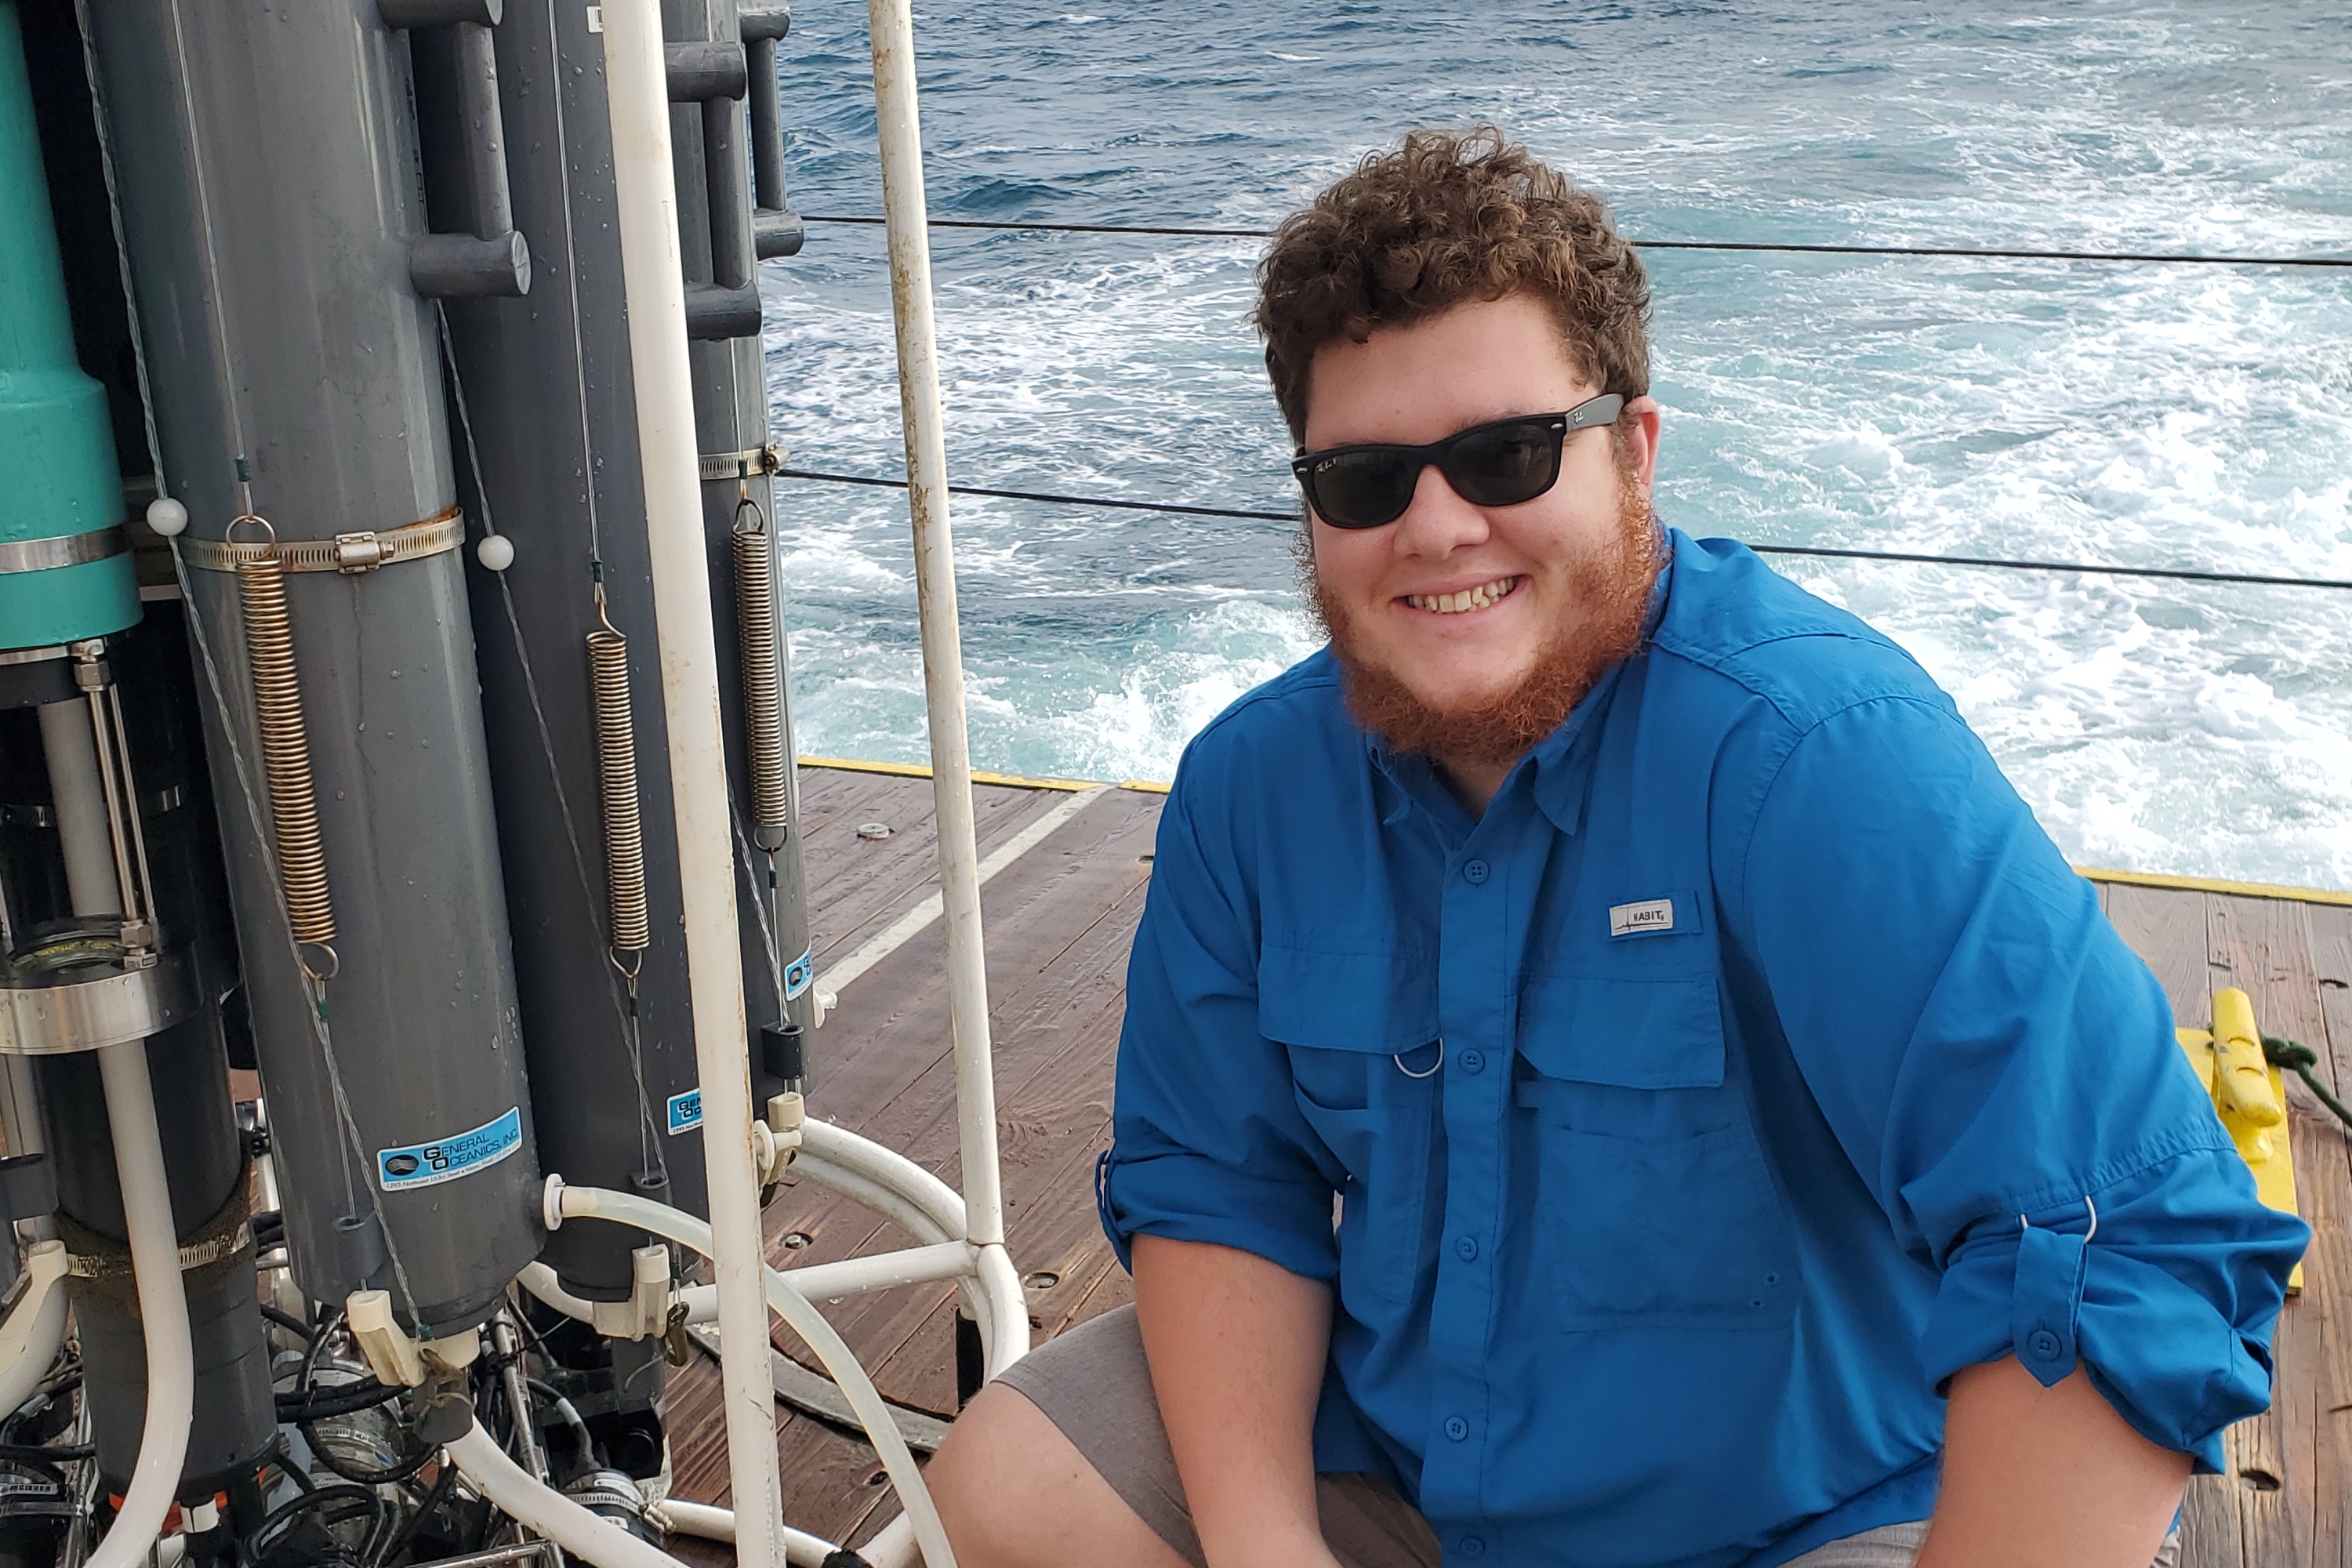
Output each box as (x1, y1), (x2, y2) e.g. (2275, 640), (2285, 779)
(1460, 1537), (1487, 1559)
(1463, 858), (1490, 884)
(1454, 1236), (1479, 1261)
(2029, 1328), (2063, 1361)
(1444, 1415), (1468, 1442)
(1458, 1049), (1485, 1074)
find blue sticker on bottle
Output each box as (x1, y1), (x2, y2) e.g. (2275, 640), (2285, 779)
(376, 1106), (523, 1192)
(666, 1087), (702, 1135)
(783, 945), (815, 1001)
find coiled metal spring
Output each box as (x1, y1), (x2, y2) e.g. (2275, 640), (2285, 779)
(586, 622), (650, 956)
(733, 503), (791, 852)
(230, 517), (336, 958)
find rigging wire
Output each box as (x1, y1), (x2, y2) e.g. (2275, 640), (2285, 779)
(768, 466), (2352, 593)
(797, 212), (2352, 269)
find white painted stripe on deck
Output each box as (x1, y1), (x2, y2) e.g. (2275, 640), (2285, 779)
(814, 785), (1111, 1010)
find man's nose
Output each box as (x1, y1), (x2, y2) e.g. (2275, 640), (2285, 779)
(1391, 462), (1491, 558)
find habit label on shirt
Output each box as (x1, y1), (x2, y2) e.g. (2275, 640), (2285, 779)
(1609, 897), (1677, 938)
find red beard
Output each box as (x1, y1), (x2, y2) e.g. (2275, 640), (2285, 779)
(1310, 467), (1659, 768)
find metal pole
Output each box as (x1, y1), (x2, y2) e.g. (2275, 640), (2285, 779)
(597, 5), (785, 1567)
(864, 0), (1006, 1254)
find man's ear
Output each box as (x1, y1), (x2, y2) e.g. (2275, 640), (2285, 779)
(1618, 395), (1664, 495)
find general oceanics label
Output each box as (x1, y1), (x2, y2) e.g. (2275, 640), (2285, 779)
(376, 1106), (524, 1192)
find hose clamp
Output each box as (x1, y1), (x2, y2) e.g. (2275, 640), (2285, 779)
(66, 1220), (252, 1279)
(697, 442), (786, 483)
(176, 506), (465, 574)
(0, 527), (127, 575)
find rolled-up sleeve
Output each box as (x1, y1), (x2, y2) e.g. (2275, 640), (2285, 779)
(1098, 766), (1341, 1282)
(1728, 694), (2308, 1470)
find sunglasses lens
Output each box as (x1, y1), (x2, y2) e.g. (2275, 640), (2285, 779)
(1443, 419), (1563, 507)
(1305, 450), (1421, 529)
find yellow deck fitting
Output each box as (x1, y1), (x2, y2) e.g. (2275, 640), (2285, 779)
(2178, 986), (2303, 1293)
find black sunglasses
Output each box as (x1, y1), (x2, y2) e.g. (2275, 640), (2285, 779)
(1290, 393), (1626, 530)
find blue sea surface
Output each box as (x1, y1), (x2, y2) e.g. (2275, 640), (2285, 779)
(760, 0), (2352, 889)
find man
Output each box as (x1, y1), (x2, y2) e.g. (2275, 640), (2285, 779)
(926, 127), (2305, 1568)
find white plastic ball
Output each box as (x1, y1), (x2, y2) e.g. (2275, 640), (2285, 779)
(476, 534), (516, 572)
(145, 496), (189, 538)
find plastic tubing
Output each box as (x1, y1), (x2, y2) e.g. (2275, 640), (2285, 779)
(0, 1240), (69, 1423)
(549, 1182), (956, 1568)
(83, 1041), (194, 1568)
(596, 3), (785, 1564)
(645, 1499), (844, 1568)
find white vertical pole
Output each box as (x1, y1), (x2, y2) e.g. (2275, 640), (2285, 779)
(864, 0), (1005, 1250)
(599, 6), (787, 1568)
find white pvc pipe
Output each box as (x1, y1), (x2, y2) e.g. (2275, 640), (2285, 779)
(791, 1145), (996, 1364)
(798, 1120), (964, 1236)
(516, 1261), (597, 1325)
(597, 5), (785, 1566)
(791, 1150), (954, 1248)
(84, 1041), (194, 1568)
(864, 0), (1007, 1254)
(646, 1498), (843, 1568)
(528, 1242), (976, 1330)
(552, 1184), (956, 1568)
(448, 1420), (689, 1568)
(38, 702), (118, 918)
(0, 1240), (68, 1422)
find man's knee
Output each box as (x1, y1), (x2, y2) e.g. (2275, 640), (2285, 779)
(927, 1383), (1071, 1556)
(927, 1381), (1183, 1568)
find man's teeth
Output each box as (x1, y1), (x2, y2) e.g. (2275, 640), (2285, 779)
(1406, 577), (1519, 615)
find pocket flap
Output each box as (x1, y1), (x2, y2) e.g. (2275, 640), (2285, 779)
(1517, 975), (1726, 1090)
(1258, 941), (1436, 1053)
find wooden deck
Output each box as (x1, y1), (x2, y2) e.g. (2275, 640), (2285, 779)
(663, 761), (2352, 1564)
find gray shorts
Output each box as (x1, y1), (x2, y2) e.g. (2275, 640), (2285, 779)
(997, 1305), (1995, 1568)
(1002, 1307), (1919, 1568)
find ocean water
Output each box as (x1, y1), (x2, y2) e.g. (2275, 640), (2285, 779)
(760, 0), (2352, 890)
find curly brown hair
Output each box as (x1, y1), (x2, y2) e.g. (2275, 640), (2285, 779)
(1255, 125), (1650, 445)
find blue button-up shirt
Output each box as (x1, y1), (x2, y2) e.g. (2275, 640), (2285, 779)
(1099, 532), (2305, 1568)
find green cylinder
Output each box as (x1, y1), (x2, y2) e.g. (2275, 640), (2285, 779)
(0, 0), (135, 652)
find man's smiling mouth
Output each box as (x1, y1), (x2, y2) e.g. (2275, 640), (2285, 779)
(1403, 575), (1522, 615)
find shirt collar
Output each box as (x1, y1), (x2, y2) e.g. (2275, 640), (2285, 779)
(1363, 532), (1677, 839)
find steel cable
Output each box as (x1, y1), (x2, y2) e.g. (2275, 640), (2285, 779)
(797, 212), (2352, 269)
(768, 466), (2352, 593)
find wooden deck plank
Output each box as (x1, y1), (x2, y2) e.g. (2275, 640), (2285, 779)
(761, 792), (1155, 1397)
(2105, 882), (2247, 1566)
(2210, 893), (2350, 1568)
(666, 778), (2350, 1566)
(663, 775), (1156, 1549)
(793, 763), (1073, 971)
(2301, 905), (2352, 1568)
(2107, 884), (2234, 1562)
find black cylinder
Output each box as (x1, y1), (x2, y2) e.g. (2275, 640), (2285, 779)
(40, 1018), (274, 1500)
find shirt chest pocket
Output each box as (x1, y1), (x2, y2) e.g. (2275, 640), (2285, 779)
(1261, 945), (1440, 1318)
(1516, 974), (1798, 1332)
